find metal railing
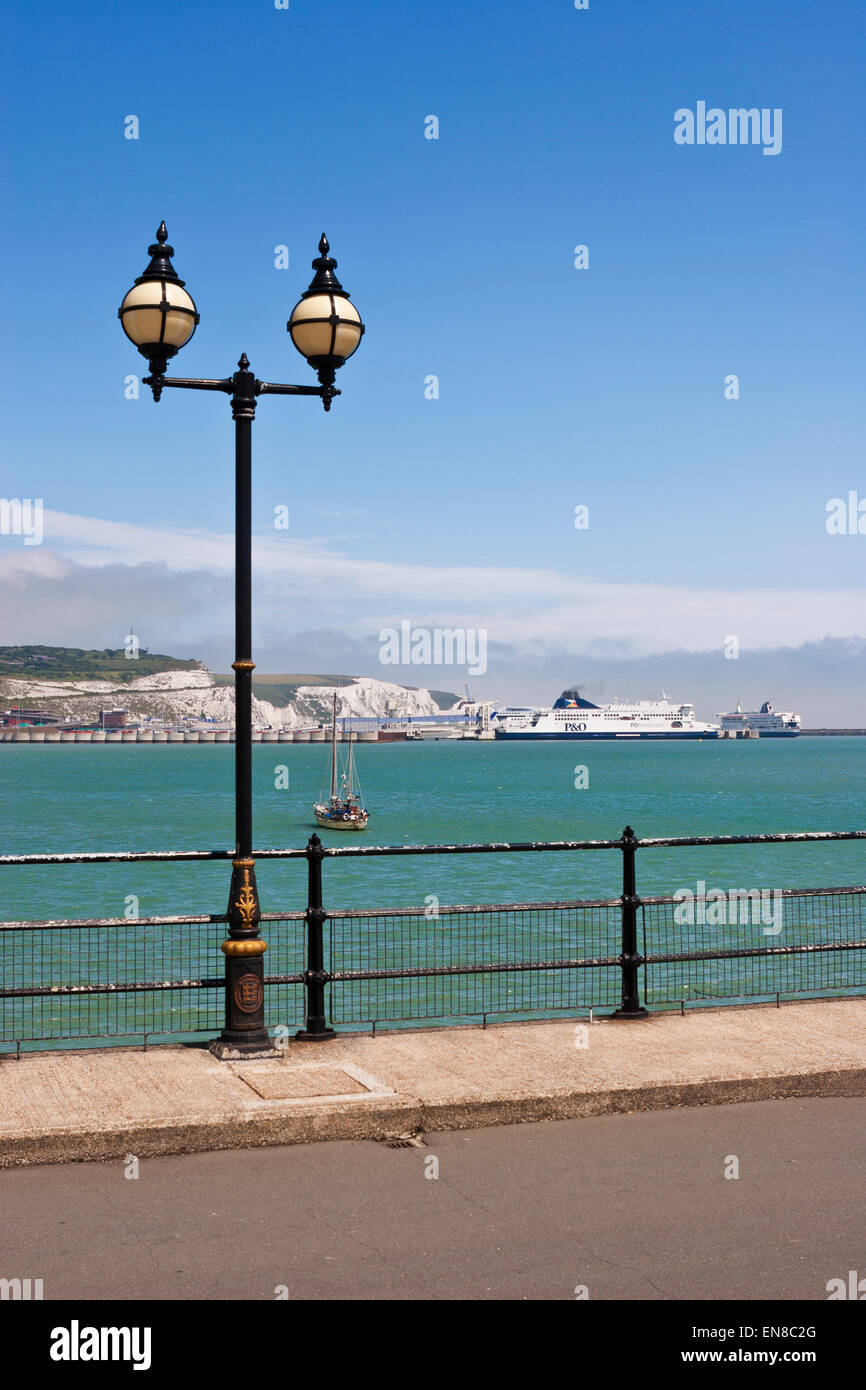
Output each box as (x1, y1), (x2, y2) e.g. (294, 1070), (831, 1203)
(0, 913), (307, 1049)
(1, 827), (864, 1049)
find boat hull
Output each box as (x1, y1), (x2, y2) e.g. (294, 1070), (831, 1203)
(720, 728), (800, 738)
(314, 810), (368, 831)
(494, 729), (719, 740)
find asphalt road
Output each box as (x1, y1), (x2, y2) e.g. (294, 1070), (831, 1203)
(1, 1097), (863, 1301)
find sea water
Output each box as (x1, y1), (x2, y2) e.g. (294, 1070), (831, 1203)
(1, 739), (863, 1042)
(1, 737), (864, 920)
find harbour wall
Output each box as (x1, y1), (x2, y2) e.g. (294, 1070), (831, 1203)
(0, 728), (404, 744)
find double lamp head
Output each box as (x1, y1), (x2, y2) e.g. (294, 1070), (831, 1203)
(118, 222), (364, 397)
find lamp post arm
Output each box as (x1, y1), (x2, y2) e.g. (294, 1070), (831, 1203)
(141, 375), (340, 408)
(153, 376), (234, 391)
(142, 373), (234, 401)
(257, 379), (340, 411)
(255, 381), (334, 397)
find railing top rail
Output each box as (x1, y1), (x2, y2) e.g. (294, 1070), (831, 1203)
(0, 913), (226, 931)
(639, 884), (866, 904)
(308, 837), (625, 857)
(636, 831), (866, 849)
(0, 837), (621, 866)
(0, 849), (238, 866)
(0, 910), (305, 931)
(3, 884), (864, 931)
(334, 884), (866, 918)
(328, 896), (623, 918)
(0, 829), (863, 868)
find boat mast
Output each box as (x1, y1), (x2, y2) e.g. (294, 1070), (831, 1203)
(330, 691), (337, 800)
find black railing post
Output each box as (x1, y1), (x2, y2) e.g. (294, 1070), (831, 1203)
(296, 833), (336, 1041)
(613, 824), (648, 1018)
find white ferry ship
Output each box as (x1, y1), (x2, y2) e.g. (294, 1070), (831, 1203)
(492, 688), (719, 740)
(718, 702), (800, 737)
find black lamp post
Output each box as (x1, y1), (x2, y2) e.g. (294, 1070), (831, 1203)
(119, 223), (364, 1058)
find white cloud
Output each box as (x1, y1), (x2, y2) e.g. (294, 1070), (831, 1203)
(1, 508), (863, 658)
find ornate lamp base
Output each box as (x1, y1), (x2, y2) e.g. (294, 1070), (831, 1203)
(208, 1037), (277, 1060)
(211, 856), (278, 1060)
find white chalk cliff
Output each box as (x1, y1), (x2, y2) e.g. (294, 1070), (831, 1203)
(0, 665), (444, 728)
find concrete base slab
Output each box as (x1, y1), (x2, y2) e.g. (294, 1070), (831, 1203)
(0, 998), (864, 1167)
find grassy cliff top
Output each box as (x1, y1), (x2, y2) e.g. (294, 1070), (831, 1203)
(0, 650), (461, 706)
(0, 646), (202, 683)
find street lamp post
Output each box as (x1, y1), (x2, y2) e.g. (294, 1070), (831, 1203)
(119, 223), (364, 1057)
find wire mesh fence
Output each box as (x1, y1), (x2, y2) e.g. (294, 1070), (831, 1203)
(2, 830), (865, 1048)
(0, 913), (306, 1048)
(327, 901), (622, 1025)
(641, 887), (866, 1005)
(261, 913), (307, 1035)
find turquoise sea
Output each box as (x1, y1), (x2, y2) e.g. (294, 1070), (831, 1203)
(1, 737), (864, 922)
(1, 737), (864, 1045)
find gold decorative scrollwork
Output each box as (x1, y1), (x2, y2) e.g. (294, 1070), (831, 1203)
(234, 865), (257, 927)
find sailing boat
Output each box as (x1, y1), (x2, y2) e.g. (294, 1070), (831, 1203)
(313, 693), (369, 831)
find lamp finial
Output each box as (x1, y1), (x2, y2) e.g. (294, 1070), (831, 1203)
(305, 233), (344, 295)
(137, 223), (184, 286)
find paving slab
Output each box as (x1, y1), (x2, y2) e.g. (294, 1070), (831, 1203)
(0, 998), (864, 1166)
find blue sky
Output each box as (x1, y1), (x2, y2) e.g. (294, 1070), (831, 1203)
(1, 0), (864, 717)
